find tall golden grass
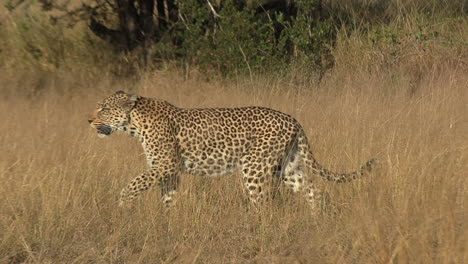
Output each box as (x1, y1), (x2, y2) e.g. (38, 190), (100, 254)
(0, 66), (466, 262)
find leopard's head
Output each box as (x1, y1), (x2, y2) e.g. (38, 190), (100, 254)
(88, 91), (139, 138)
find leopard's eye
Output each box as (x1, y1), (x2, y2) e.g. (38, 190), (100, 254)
(100, 108), (110, 114)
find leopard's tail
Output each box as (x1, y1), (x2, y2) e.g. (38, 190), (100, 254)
(304, 154), (378, 183)
(296, 131), (378, 183)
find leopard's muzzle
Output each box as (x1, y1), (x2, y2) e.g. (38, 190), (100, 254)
(96, 125), (113, 138)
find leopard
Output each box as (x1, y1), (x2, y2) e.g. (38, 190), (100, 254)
(88, 91), (377, 213)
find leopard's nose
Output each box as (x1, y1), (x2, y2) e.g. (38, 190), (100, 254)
(88, 119), (93, 124)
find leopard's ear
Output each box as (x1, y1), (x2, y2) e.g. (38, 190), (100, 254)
(115, 90), (126, 94)
(122, 93), (139, 111)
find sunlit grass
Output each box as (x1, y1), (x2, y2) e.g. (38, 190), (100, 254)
(0, 68), (466, 262)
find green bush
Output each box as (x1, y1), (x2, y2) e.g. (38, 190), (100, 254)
(3, 0), (466, 77)
(158, 0), (334, 75)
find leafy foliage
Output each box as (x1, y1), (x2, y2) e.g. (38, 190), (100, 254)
(4, 0), (332, 75)
(4, 0), (465, 76)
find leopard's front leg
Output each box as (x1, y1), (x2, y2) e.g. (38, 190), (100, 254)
(118, 168), (180, 207)
(119, 116), (181, 207)
(159, 174), (179, 207)
(118, 170), (157, 207)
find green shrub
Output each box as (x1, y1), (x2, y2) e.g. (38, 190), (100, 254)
(2, 0), (466, 77)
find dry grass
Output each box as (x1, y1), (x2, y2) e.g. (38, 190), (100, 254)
(0, 66), (466, 263)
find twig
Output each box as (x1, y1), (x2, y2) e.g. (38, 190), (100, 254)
(238, 44), (253, 83)
(206, 0), (221, 18)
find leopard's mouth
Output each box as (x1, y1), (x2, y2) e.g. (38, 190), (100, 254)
(96, 125), (113, 138)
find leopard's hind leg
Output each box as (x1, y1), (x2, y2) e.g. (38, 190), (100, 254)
(281, 133), (326, 215)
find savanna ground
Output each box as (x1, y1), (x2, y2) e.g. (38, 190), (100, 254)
(1, 1), (467, 263)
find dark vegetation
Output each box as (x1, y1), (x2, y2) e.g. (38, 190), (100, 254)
(5, 0), (465, 77)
